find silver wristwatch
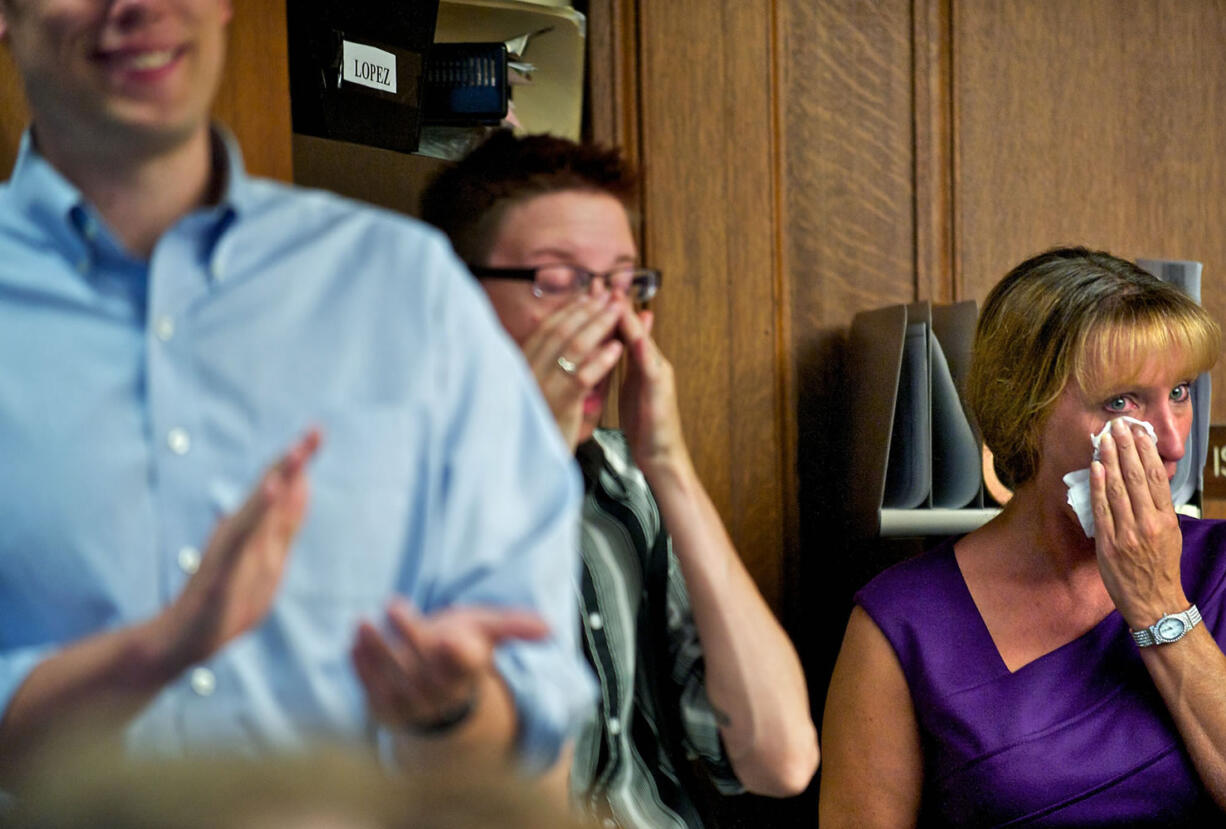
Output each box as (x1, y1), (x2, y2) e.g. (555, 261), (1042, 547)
(1130, 605), (1202, 647)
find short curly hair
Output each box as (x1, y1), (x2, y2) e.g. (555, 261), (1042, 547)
(965, 247), (1220, 489)
(419, 130), (639, 264)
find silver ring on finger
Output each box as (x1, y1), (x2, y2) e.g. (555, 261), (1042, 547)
(556, 354), (579, 376)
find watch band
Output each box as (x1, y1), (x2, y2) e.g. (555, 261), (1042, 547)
(403, 688), (479, 737)
(1130, 605), (1202, 647)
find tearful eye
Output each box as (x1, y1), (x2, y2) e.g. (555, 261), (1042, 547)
(1105, 396), (1129, 413)
(1171, 383), (1192, 403)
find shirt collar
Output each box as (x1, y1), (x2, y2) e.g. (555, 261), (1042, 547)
(211, 123), (257, 219)
(7, 130), (90, 256)
(576, 438), (606, 493)
(6, 124), (255, 256)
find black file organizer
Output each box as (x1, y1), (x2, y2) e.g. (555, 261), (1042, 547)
(421, 42), (509, 125)
(287, 0), (441, 154)
(846, 300), (996, 539)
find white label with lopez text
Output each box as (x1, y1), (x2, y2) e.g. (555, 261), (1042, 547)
(341, 40), (397, 94)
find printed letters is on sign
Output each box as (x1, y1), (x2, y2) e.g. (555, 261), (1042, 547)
(341, 40), (398, 95)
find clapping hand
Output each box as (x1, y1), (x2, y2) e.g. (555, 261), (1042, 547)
(352, 599), (549, 735)
(162, 429), (321, 665)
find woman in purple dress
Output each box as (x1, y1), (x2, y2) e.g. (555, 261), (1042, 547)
(820, 248), (1226, 826)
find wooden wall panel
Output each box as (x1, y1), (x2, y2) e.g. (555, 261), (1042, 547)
(777, 0), (919, 712)
(213, 3), (292, 182)
(954, 0), (1226, 419)
(914, 0), (954, 301)
(0, 5), (290, 183)
(636, 0), (787, 608)
(584, 0), (640, 161)
(779, 0), (917, 527)
(0, 50), (27, 177)
(779, 0), (916, 323)
(778, 1), (916, 543)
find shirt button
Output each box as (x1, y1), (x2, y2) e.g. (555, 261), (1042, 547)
(82, 219), (98, 241)
(608, 716), (622, 736)
(154, 316), (175, 342)
(210, 261), (224, 280)
(75, 257), (90, 274)
(167, 428), (191, 455)
(177, 546), (201, 575)
(588, 612), (604, 630)
(189, 667), (216, 697)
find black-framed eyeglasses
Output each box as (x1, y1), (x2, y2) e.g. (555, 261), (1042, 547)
(469, 263), (661, 303)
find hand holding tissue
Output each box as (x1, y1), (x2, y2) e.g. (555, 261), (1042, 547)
(1063, 417), (1157, 538)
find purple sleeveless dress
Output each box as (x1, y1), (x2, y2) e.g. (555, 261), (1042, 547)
(856, 516), (1226, 826)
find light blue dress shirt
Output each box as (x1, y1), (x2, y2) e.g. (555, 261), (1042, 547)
(0, 132), (593, 769)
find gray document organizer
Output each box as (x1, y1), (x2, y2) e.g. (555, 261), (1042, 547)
(846, 300), (997, 538)
(1136, 258), (1212, 510)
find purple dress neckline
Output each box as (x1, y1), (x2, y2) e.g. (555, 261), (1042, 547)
(943, 543), (1125, 678)
(855, 517), (1226, 826)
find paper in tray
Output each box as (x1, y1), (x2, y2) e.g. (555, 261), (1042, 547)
(846, 300), (988, 538)
(929, 329), (980, 509)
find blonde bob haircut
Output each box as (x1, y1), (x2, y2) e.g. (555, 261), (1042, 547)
(966, 247), (1221, 490)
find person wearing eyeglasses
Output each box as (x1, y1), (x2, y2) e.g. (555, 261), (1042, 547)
(421, 131), (818, 829)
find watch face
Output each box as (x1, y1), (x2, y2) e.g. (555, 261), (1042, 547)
(1157, 617), (1187, 641)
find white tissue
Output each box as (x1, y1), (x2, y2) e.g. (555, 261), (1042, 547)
(1062, 417), (1157, 538)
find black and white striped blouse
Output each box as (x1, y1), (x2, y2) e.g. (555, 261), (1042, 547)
(570, 429), (742, 829)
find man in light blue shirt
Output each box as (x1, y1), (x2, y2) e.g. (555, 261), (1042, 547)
(0, 0), (592, 777)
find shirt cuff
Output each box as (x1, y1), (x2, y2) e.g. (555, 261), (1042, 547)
(494, 639), (595, 774)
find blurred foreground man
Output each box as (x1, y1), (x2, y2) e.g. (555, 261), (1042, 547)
(0, 0), (591, 781)
(422, 132), (819, 828)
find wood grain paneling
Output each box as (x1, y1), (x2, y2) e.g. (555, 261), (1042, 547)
(213, 3), (292, 181)
(914, 0), (954, 302)
(0, 50), (27, 176)
(779, 0), (917, 521)
(954, 0), (1226, 418)
(0, 5), (290, 183)
(778, 0), (915, 529)
(777, 0), (919, 717)
(637, 0), (787, 608)
(584, 0), (640, 162)
(780, 0), (916, 322)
